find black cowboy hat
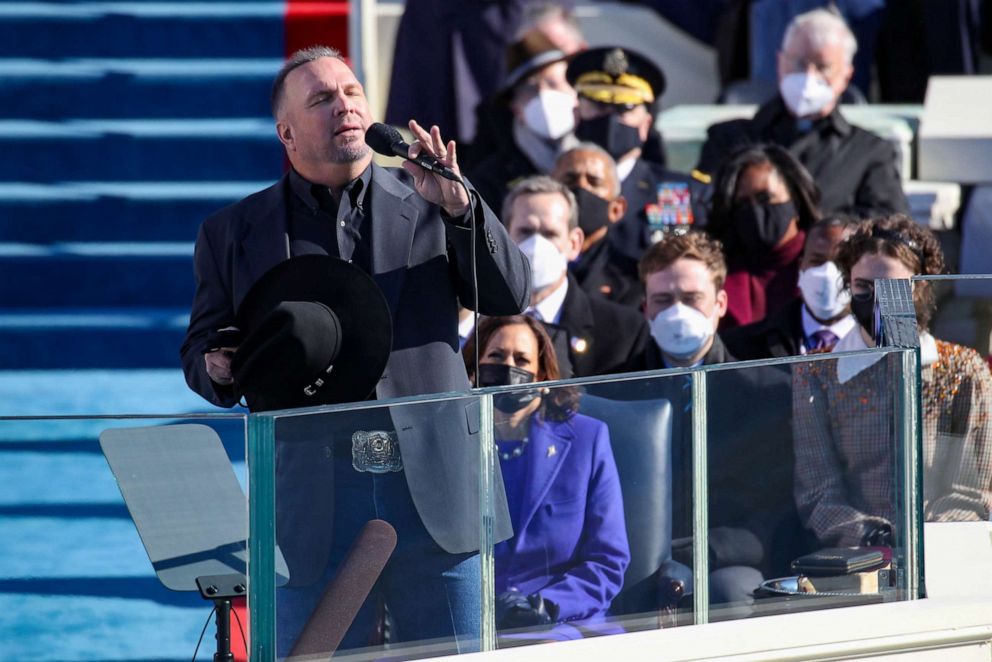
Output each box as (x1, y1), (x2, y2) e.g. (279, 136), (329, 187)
(231, 255), (392, 412)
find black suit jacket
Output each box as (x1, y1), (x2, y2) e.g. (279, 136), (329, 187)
(606, 334), (809, 577)
(721, 297), (806, 361)
(542, 274), (650, 378)
(569, 238), (643, 309)
(180, 164), (530, 583)
(466, 137), (537, 213)
(697, 96), (908, 218)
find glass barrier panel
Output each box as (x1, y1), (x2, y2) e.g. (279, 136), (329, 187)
(484, 371), (696, 649)
(700, 348), (918, 623)
(251, 393), (487, 662)
(0, 414), (248, 662)
(246, 344), (928, 657)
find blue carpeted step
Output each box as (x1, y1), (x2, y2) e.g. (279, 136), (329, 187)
(0, 369), (236, 417)
(0, 3), (285, 59)
(0, 59), (279, 119)
(0, 182), (271, 242)
(0, 378), (246, 660)
(0, 308), (191, 369)
(0, 243), (194, 307)
(0, 119), (283, 182)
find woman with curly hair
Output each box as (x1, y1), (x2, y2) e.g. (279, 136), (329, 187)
(463, 314), (629, 635)
(792, 214), (992, 547)
(707, 143), (821, 330)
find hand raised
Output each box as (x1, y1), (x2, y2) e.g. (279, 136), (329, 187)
(403, 120), (470, 217)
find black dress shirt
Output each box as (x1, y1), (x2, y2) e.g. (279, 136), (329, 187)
(288, 167), (373, 273)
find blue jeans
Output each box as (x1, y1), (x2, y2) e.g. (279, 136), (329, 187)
(276, 460), (481, 658)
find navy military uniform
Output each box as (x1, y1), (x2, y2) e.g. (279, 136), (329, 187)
(614, 159), (710, 269)
(566, 47), (710, 275)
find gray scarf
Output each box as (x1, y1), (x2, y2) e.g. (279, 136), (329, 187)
(513, 120), (578, 174)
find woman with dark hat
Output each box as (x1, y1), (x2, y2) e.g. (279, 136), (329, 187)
(468, 31), (580, 212)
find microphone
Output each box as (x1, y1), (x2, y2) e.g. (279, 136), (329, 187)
(365, 122), (461, 182)
(287, 519), (397, 660)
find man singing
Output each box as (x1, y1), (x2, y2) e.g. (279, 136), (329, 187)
(180, 46), (530, 656)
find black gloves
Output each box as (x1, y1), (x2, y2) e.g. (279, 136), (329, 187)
(495, 589), (559, 629)
(863, 523), (894, 548)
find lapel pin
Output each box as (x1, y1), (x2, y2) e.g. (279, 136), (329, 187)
(571, 336), (589, 354)
(547, 445), (557, 458)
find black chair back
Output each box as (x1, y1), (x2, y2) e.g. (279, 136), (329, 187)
(579, 394), (674, 615)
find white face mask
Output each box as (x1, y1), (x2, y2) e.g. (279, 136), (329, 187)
(798, 260), (851, 321)
(521, 89), (576, 140)
(649, 302), (714, 360)
(517, 233), (567, 290)
(779, 72), (836, 118)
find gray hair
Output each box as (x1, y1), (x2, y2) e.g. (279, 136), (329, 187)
(501, 175), (579, 231)
(516, 2), (583, 44)
(782, 8), (857, 64)
(555, 142), (621, 198)
(271, 46), (345, 118)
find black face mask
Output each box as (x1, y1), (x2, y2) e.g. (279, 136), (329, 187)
(478, 363), (538, 413)
(570, 187), (611, 236)
(574, 113), (643, 161)
(731, 200), (797, 254)
(850, 291), (877, 339)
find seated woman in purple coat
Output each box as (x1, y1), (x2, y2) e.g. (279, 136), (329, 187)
(463, 314), (630, 635)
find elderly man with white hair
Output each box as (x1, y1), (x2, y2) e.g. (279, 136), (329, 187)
(697, 8), (908, 219)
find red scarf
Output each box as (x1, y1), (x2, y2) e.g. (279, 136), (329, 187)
(721, 230), (806, 330)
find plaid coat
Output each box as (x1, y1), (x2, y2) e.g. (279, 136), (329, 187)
(792, 339), (992, 546)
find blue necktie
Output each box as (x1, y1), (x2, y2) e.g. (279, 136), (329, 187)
(810, 329), (839, 351)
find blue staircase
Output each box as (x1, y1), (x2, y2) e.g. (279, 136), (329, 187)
(0, 2), (287, 659)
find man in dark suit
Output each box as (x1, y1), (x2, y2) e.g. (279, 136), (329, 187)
(552, 143), (643, 308)
(722, 215), (857, 360)
(180, 46), (530, 654)
(631, 231), (809, 616)
(565, 47), (710, 274)
(501, 175), (649, 378)
(697, 9), (908, 218)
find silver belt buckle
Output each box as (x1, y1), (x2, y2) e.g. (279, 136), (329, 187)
(351, 430), (403, 473)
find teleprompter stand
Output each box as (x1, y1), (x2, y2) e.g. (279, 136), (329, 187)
(197, 573), (247, 662)
(100, 424), (289, 660)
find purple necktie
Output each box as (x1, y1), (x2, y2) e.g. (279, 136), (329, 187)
(810, 329), (839, 350)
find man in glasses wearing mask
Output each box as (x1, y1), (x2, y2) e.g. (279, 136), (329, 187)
(697, 9), (907, 219)
(566, 47), (709, 276)
(502, 175), (649, 378)
(724, 215), (858, 360)
(552, 143), (643, 308)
